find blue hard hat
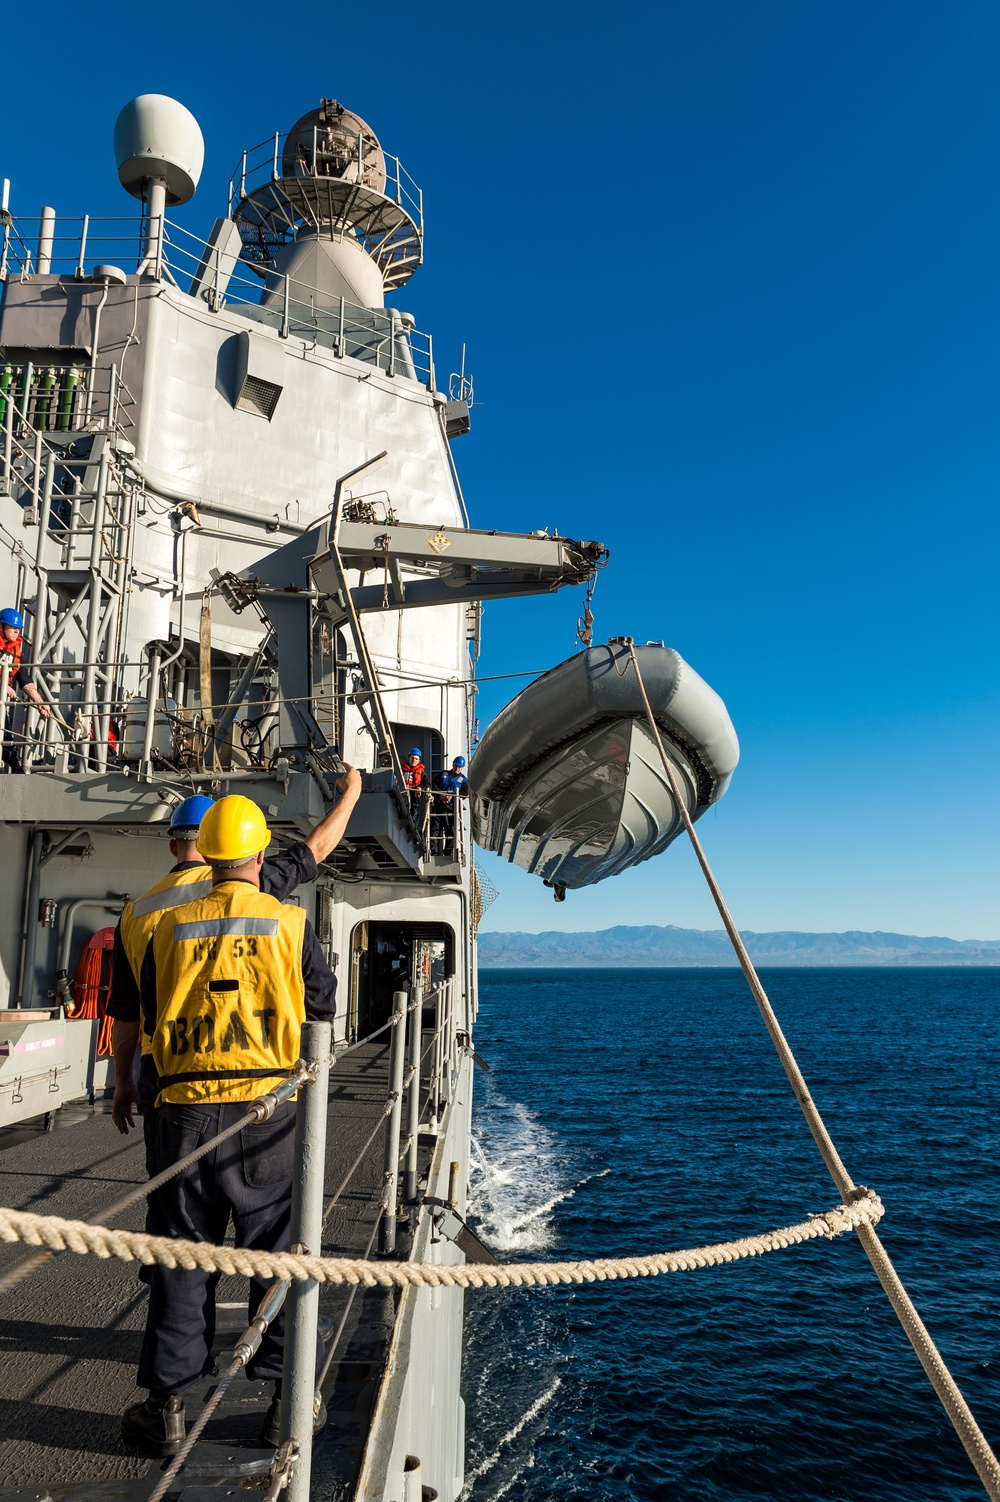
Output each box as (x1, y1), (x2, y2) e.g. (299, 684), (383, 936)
(452, 756), (466, 767)
(169, 793), (215, 835)
(0, 608), (23, 631)
(409, 747), (423, 757)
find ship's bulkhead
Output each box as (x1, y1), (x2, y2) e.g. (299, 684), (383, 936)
(0, 133), (480, 1496)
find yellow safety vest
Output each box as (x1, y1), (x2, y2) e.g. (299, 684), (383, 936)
(150, 881), (306, 1107)
(120, 866), (215, 1057)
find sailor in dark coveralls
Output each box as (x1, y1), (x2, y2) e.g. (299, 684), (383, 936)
(120, 796), (336, 1458)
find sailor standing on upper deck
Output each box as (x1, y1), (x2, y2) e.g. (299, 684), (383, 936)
(120, 796), (336, 1459)
(0, 607), (51, 772)
(431, 754), (468, 853)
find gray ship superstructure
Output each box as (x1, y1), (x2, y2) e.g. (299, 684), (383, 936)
(0, 92), (610, 1498)
(0, 87), (746, 1500)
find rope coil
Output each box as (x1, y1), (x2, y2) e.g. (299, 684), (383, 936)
(0, 1190), (883, 1290)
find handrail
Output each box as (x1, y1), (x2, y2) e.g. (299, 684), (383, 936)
(0, 1058), (317, 1297)
(0, 211), (438, 390)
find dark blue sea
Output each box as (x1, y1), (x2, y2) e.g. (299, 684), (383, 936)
(460, 968), (1000, 1501)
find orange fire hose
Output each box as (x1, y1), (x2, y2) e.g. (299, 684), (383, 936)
(69, 927), (116, 1057)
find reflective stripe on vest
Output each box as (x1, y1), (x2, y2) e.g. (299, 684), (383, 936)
(120, 867), (217, 1057)
(173, 916), (280, 941)
(151, 883), (306, 1107)
(131, 879), (213, 919)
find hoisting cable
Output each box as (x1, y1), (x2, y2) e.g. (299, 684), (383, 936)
(0, 1060), (316, 1297)
(620, 637), (1000, 1501)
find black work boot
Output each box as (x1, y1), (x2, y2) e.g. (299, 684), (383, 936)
(258, 1388), (328, 1447)
(121, 1393), (186, 1457)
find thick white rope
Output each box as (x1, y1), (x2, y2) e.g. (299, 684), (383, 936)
(623, 639), (1000, 1501)
(0, 1191), (883, 1289)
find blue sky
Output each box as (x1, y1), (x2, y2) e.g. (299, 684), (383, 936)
(4, 2), (999, 937)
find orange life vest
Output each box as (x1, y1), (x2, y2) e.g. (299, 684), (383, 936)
(404, 759), (425, 789)
(0, 634), (23, 677)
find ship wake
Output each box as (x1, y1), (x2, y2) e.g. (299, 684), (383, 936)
(468, 1091), (607, 1254)
(459, 1379), (561, 1500)
(462, 1083), (600, 1498)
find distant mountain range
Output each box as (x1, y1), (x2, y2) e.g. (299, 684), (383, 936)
(477, 925), (1000, 967)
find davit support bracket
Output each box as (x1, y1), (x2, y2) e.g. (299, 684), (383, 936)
(424, 1196), (499, 1266)
(216, 459), (608, 864)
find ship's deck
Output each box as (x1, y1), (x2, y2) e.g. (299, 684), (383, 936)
(0, 1041), (403, 1501)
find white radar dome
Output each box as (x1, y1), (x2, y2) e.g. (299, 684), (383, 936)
(114, 94), (205, 205)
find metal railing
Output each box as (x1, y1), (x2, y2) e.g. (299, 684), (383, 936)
(421, 789), (468, 865)
(150, 995), (460, 1502)
(0, 217), (143, 283)
(0, 360), (134, 437)
(0, 1056), (318, 1297)
(0, 389), (139, 777)
(0, 213), (437, 390)
(1, 951), (467, 1493)
(228, 131), (423, 231)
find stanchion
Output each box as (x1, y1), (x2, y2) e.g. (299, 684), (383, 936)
(280, 1020), (331, 1502)
(380, 990), (408, 1254)
(404, 953), (425, 1203)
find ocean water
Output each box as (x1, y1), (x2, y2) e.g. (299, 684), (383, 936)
(461, 968), (1000, 1502)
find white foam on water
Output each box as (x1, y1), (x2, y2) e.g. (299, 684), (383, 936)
(469, 1090), (601, 1253)
(460, 1379), (561, 1497)
(485, 1453), (536, 1502)
(463, 1085), (602, 1496)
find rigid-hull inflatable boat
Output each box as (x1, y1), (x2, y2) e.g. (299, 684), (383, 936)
(470, 641), (739, 892)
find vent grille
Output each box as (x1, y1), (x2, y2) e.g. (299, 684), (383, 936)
(235, 375), (282, 420)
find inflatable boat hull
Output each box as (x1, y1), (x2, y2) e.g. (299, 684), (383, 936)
(470, 642), (739, 891)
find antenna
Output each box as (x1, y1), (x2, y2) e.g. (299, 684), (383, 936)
(448, 345), (474, 405)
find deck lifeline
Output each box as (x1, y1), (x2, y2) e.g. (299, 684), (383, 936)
(0, 1042), (399, 1500)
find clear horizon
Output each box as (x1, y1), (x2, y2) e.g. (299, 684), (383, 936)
(6, 2), (998, 937)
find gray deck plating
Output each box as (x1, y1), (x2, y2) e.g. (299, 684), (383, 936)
(0, 1044), (398, 1499)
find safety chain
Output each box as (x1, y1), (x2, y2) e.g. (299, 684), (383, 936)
(0, 1190), (883, 1289)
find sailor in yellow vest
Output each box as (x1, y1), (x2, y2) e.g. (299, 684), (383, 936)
(121, 796), (336, 1459)
(108, 767), (360, 1145)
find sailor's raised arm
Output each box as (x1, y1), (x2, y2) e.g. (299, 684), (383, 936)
(304, 763), (362, 865)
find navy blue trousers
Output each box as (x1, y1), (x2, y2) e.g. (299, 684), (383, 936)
(138, 1099), (299, 1395)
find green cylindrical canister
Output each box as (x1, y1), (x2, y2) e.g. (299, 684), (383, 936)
(0, 366), (12, 428)
(17, 363), (34, 421)
(36, 367), (57, 430)
(57, 366), (82, 432)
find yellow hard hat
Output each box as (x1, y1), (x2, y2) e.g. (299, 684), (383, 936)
(196, 795), (272, 863)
